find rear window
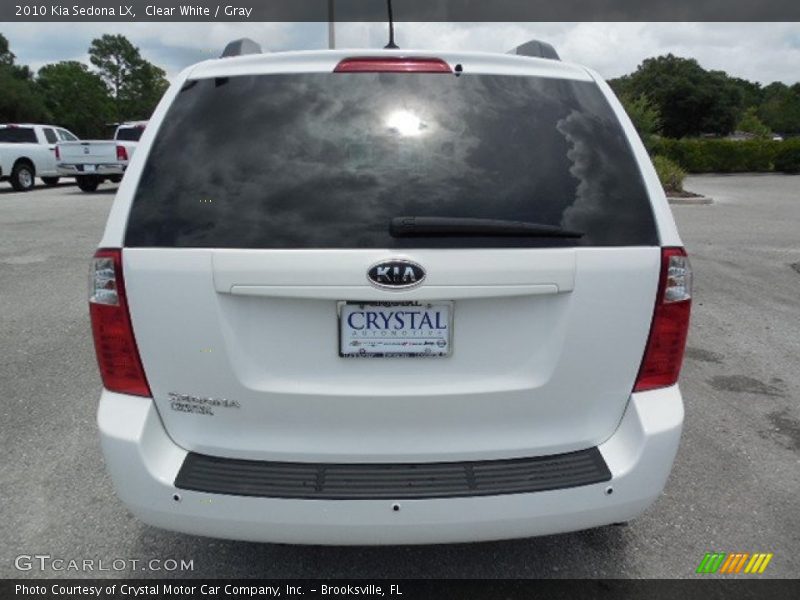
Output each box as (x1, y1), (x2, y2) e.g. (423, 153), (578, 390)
(125, 72), (657, 248)
(0, 127), (37, 143)
(116, 126), (143, 142)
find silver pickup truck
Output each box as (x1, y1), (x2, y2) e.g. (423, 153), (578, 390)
(57, 121), (147, 192)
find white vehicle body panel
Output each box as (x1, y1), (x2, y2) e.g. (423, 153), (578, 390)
(57, 123), (145, 176)
(98, 385), (683, 544)
(123, 246), (659, 462)
(0, 124), (72, 180)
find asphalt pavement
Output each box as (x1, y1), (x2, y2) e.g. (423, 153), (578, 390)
(0, 174), (798, 578)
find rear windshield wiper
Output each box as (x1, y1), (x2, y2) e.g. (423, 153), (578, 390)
(389, 216), (584, 239)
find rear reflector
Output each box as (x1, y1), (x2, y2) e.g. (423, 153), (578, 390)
(634, 247), (692, 392)
(334, 56), (452, 73)
(116, 145), (128, 161)
(89, 248), (150, 397)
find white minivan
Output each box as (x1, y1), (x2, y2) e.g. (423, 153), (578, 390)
(90, 44), (692, 545)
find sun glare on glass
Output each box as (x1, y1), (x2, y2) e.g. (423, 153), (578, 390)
(386, 110), (426, 136)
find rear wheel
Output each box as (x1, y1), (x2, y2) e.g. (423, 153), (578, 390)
(10, 161), (35, 192)
(76, 175), (100, 193)
(42, 177), (60, 187)
(109, 175), (122, 184)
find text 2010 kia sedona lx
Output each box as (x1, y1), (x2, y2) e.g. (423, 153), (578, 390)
(90, 42), (691, 544)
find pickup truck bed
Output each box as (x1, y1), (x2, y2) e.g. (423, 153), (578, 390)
(57, 122), (145, 192)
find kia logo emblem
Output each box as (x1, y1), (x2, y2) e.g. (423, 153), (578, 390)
(367, 260), (425, 289)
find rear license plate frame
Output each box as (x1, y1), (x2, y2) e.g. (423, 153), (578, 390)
(338, 300), (453, 358)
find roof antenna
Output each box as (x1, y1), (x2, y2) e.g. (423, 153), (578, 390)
(384, 0), (399, 49)
(327, 0), (335, 49)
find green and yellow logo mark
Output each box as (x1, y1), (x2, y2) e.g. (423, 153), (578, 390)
(696, 552), (773, 574)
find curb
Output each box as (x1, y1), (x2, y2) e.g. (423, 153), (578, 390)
(667, 195), (713, 205)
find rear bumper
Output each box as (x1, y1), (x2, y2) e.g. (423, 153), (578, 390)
(57, 163), (125, 176)
(97, 386), (683, 545)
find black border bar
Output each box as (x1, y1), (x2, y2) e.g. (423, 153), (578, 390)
(3, 0), (800, 22)
(3, 579), (800, 600)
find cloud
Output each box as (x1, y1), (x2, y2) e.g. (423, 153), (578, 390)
(1, 22), (799, 84)
(337, 22), (800, 84)
(1, 22), (322, 77)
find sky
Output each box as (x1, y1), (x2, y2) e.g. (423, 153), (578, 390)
(2, 22), (800, 84)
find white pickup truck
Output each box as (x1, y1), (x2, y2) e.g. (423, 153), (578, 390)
(57, 121), (147, 192)
(0, 123), (80, 191)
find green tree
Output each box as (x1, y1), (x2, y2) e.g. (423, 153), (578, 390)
(736, 107), (771, 138)
(0, 32), (49, 123)
(0, 69), (49, 122)
(610, 54), (743, 138)
(89, 34), (168, 122)
(0, 32), (35, 80)
(120, 59), (168, 120)
(619, 93), (661, 150)
(88, 34), (139, 119)
(37, 61), (113, 137)
(729, 77), (763, 111)
(758, 83), (800, 135)
(0, 32), (15, 66)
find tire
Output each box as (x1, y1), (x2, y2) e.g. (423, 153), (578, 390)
(76, 175), (100, 193)
(109, 175), (122, 184)
(10, 161), (36, 192)
(42, 177), (60, 187)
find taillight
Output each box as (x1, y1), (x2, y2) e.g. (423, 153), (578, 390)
(89, 248), (150, 396)
(116, 145), (128, 161)
(334, 56), (452, 73)
(55, 146), (60, 160)
(633, 247), (692, 392)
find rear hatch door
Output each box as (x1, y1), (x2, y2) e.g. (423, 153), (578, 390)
(121, 62), (661, 462)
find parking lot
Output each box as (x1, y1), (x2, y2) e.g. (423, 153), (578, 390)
(1, 174), (798, 578)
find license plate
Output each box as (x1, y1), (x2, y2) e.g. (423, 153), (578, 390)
(83, 164), (96, 172)
(339, 301), (452, 358)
